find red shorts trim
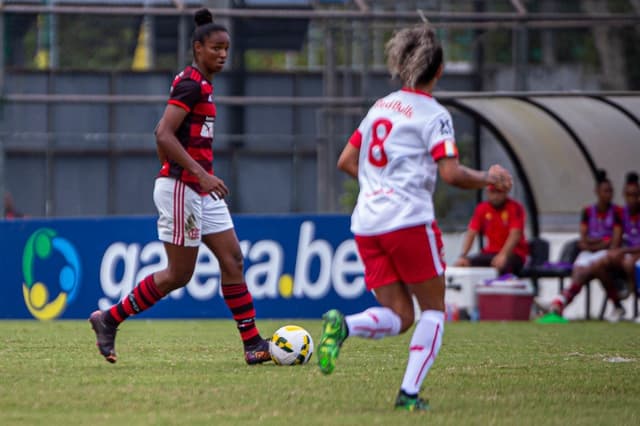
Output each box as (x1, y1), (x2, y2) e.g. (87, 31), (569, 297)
(354, 222), (446, 291)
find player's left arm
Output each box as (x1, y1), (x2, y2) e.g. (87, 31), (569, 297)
(429, 112), (511, 191)
(438, 158), (511, 191)
(609, 224), (623, 249)
(497, 229), (522, 259)
(500, 203), (525, 258)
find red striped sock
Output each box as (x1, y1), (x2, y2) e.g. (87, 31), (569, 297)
(562, 281), (583, 306)
(104, 274), (165, 326)
(222, 282), (262, 347)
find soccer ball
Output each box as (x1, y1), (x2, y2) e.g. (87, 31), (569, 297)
(269, 325), (314, 365)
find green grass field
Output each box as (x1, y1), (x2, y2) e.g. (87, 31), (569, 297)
(1, 320), (639, 426)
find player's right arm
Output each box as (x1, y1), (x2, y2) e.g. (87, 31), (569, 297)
(578, 208), (612, 251)
(337, 129), (363, 179)
(455, 227), (478, 267)
(337, 143), (359, 179)
(577, 209), (593, 251)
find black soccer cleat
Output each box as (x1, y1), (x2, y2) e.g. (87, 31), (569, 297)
(89, 310), (118, 363)
(244, 338), (272, 365)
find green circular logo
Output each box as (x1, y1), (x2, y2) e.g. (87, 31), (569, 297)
(22, 228), (81, 320)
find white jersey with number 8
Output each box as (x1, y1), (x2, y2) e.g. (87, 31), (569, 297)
(349, 88), (459, 236)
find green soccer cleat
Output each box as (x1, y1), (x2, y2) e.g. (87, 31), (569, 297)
(317, 309), (347, 375)
(394, 391), (430, 412)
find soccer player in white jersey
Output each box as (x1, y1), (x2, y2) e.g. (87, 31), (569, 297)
(316, 23), (513, 412)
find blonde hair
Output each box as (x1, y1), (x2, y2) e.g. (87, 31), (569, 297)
(385, 24), (443, 88)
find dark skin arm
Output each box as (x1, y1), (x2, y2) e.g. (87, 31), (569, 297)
(492, 228), (522, 270)
(455, 228), (478, 266)
(437, 157), (511, 191)
(337, 143), (359, 179)
(155, 104), (229, 198)
(579, 224), (622, 251)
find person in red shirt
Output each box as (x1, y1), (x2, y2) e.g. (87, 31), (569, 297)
(3, 192), (25, 219)
(455, 185), (529, 275)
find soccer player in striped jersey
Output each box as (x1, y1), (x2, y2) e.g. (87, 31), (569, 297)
(316, 23), (513, 411)
(89, 8), (271, 365)
(548, 170), (622, 316)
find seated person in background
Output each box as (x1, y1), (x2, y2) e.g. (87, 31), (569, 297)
(588, 172), (640, 321)
(549, 169), (622, 317)
(4, 191), (25, 219)
(454, 184), (529, 275)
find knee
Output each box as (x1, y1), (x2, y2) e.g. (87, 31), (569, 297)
(572, 266), (589, 282)
(155, 267), (194, 293)
(168, 268), (194, 287)
(219, 251), (244, 275)
(398, 310), (416, 333)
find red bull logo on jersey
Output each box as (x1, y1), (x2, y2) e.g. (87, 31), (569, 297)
(373, 99), (413, 118)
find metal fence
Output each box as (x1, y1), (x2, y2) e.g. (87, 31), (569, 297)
(1, 2), (639, 224)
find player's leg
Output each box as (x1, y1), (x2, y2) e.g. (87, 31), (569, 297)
(201, 199), (270, 364)
(591, 253), (627, 321)
(623, 253), (640, 322)
(392, 222), (445, 412)
(468, 252), (494, 268)
(346, 283), (414, 338)
(392, 276), (445, 412)
(89, 177), (199, 363)
(622, 253), (640, 295)
(550, 251), (601, 314)
(503, 253), (525, 276)
(317, 282), (414, 373)
(317, 231), (411, 375)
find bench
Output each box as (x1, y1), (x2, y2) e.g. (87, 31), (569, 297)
(521, 238), (639, 320)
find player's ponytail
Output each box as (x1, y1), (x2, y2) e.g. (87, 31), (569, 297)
(191, 8), (227, 49)
(385, 23), (443, 88)
(194, 8), (213, 27)
(595, 169), (609, 185)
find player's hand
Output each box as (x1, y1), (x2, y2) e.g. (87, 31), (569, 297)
(455, 256), (471, 267)
(491, 253), (507, 270)
(199, 174), (229, 199)
(487, 165), (513, 192)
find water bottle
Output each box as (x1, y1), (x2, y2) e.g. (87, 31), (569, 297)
(445, 303), (460, 321)
(470, 307), (480, 322)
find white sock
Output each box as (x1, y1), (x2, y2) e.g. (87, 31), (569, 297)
(400, 310), (444, 395)
(345, 307), (402, 339)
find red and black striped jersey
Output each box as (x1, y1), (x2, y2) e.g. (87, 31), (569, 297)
(158, 65), (216, 195)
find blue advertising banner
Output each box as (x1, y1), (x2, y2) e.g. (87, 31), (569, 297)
(0, 215), (377, 320)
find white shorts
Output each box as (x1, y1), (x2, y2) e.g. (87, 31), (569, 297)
(573, 249), (608, 268)
(153, 177), (234, 247)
